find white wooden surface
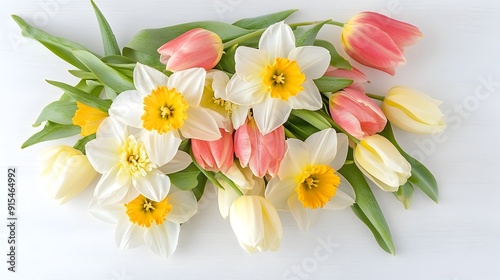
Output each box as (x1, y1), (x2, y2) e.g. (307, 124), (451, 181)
(1, 0), (499, 279)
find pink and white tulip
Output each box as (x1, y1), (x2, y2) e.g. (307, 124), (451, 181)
(341, 12), (423, 75)
(158, 28), (224, 72)
(191, 128), (234, 173)
(329, 88), (387, 140)
(324, 65), (368, 93)
(234, 117), (286, 178)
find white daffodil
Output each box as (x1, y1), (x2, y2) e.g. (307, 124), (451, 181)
(225, 21), (331, 134)
(86, 117), (192, 205)
(89, 185), (197, 258)
(109, 63), (221, 166)
(199, 70), (249, 131)
(265, 129), (356, 232)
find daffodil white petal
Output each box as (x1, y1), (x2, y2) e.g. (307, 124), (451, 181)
(278, 139), (311, 179)
(226, 75), (266, 106)
(287, 194), (320, 232)
(141, 130), (181, 167)
(265, 177), (296, 210)
(115, 217), (144, 249)
(323, 175), (356, 210)
(231, 105), (250, 130)
(229, 197), (264, 247)
(210, 70), (230, 98)
(88, 198), (123, 224)
(330, 133), (349, 170)
(108, 90), (144, 128)
(287, 79), (322, 110)
(133, 169), (170, 202)
(144, 221), (180, 258)
(167, 189), (198, 224)
(96, 117), (127, 141)
(235, 47), (269, 79)
(304, 128), (338, 165)
(252, 94), (292, 135)
(167, 68), (206, 106)
(94, 165), (130, 203)
(134, 63), (169, 95)
(259, 21), (296, 61)
(288, 46), (331, 79)
(160, 150), (192, 174)
(86, 138), (120, 174)
(180, 107), (221, 141)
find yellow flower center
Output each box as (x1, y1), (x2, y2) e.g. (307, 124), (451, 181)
(295, 164), (340, 209)
(262, 57), (306, 101)
(142, 86), (189, 134)
(125, 194), (172, 228)
(72, 102), (109, 137)
(120, 136), (155, 176)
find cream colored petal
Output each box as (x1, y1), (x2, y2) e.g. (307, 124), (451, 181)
(288, 46), (331, 79)
(167, 188), (198, 224)
(143, 221), (180, 258)
(259, 21), (296, 61)
(265, 177), (297, 211)
(167, 67), (206, 107)
(133, 63), (169, 95)
(252, 94), (292, 135)
(115, 217), (144, 249)
(287, 194), (320, 232)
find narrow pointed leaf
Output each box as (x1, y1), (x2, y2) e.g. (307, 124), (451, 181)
(351, 204), (392, 253)
(22, 122), (80, 148)
(293, 20), (329, 46)
(291, 109), (332, 131)
(314, 76), (352, 93)
(74, 134), (97, 155)
(339, 155), (396, 255)
(46, 80), (112, 112)
(91, 0), (120, 56)
(380, 123), (439, 203)
(33, 101), (77, 127)
(68, 70), (97, 80)
(314, 40), (352, 70)
(232, 9), (298, 29)
(72, 50), (135, 93)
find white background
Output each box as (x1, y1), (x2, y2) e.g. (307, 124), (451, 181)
(1, 0), (499, 279)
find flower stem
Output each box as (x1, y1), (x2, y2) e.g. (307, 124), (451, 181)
(366, 93), (385, 101)
(217, 172), (244, 196)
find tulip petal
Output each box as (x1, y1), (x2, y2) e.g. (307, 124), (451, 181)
(325, 66), (368, 84)
(160, 150), (192, 174)
(141, 130), (181, 167)
(108, 90), (144, 128)
(235, 47), (270, 79)
(115, 218), (144, 249)
(287, 80), (322, 110)
(230, 196), (264, 248)
(252, 94), (292, 135)
(181, 107), (221, 141)
(288, 46), (330, 79)
(226, 75), (266, 106)
(167, 188), (197, 224)
(134, 63), (169, 95)
(278, 138), (310, 179)
(217, 185), (240, 219)
(144, 221), (180, 258)
(167, 68), (206, 106)
(287, 194), (320, 232)
(259, 21), (296, 61)
(133, 169), (171, 202)
(265, 177), (297, 211)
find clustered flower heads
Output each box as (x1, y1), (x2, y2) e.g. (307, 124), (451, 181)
(19, 4), (445, 258)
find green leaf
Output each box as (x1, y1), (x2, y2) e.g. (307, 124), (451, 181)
(73, 134), (96, 155)
(22, 122), (80, 148)
(169, 163), (203, 191)
(339, 155), (396, 255)
(101, 55), (136, 64)
(314, 40), (352, 70)
(394, 181), (414, 209)
(90, 0), (120, 56)
(68, 70), (97, 80)
(291, 109), (331, 131)
(191, 173), (207, 201)
(122, 47), (164, 69)
(351, 204), (392, 253)
(33, 100), (77, 127)
(314, 76), (352, 92)
(72, 50), (135, 93)
(294, 20), (329, 47)
(125, 22), (251, 61)
(216, 44), (238, 73)
(232, 9), (298, 29)
(380, 123), (439, 203)
(11, 15), (94, 70)
(46, 80), (112, 112)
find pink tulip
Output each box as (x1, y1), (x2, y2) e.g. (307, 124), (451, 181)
(234, 118), (286, 178)
(157, 28), (224, 71)
(191, 128), (234, 173)
(324, 65), (368, 92)
(341, 12), (423, 75)
(329, 88), (387, 140)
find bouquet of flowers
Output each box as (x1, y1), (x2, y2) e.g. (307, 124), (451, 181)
(14, 1), (445, 258)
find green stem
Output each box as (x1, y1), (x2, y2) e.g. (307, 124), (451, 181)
(284, 127), (298, 139)
(366, 93), (385, 101)
(217, 172), (244, 196)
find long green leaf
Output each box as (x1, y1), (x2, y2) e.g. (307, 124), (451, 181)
(169, 163), (202, 191)
(72, 50), (135, 93)
(22, 122), (80, 148)
(351, 204), (392, 253)
(46, 80), (112, 112)
(11, 15), (94, 70)
(191, 173), (207, 201)
(339, 158), (396, 255)
(314, 76), (352, 93)
(380, 123), (439, 203)
(294, 20), (329, 47)
(314, 40), (352, 70)
(232, 9), (298, 29)
(74, 134), (96, 155)
(68, 70), (97, 80)
(33, 101), (77, 127)
(91, 0), (120, 56)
